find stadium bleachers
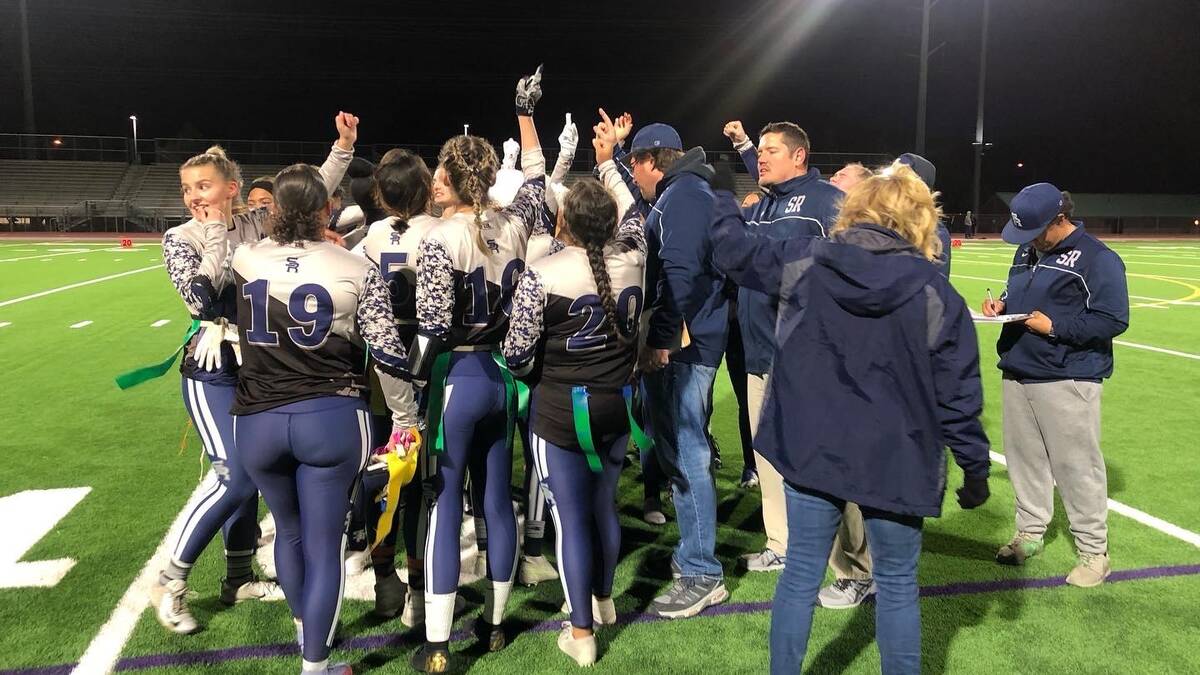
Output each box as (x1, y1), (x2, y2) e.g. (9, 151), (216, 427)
(0, 160), (129, 206)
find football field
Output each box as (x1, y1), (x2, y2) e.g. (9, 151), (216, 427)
(1, 237), (1198, 674)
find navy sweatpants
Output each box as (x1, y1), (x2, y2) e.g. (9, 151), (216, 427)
(236, 396), (371, 663)
(173, 377), (258, 564)
(424, 352), (517, 596)
(528, 428), (627, 630)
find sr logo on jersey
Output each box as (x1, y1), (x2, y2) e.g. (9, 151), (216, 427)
(285, 257), (300, 273)
(784, 195), (807, 214)
(1056, 250), (1081, 268)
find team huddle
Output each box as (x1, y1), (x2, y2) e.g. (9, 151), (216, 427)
(147, 65), (1129, 675)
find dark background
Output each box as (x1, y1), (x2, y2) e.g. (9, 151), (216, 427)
(1, 0), (1197, 210)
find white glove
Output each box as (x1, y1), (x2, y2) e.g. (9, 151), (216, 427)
(193, 320), (226, 372)
(501, 138), (520, 170)
(221, 323), (243, 366)
(546, 181), (569, 215)
(557, 114), (578, 158)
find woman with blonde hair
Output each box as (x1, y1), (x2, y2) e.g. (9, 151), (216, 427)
(710, 162), (991, 674)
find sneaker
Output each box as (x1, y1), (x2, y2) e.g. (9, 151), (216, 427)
(996, 532), (1045, 566)
(410, 643), (451, 673)
(518, 554), (559, 586)
(643, 497), (666, 526)
(372, 571), (406, 619)
(302, 663), (352, 675)
(670, 558), (682, 580)
(557, 622), (598, 667)
(741, 549), (786, 572)
(150, 578), (199, 634)
(257, 513), (276, 547)
(649, 577), (729, 619)
(818, 578), (876, 608)
(739, 468), (759, 489)
(559, 595), (617, 626)
(474, 618), (506, 652)
(219, 577), (286, 606)
(400, 590), (467, 628)
(1066, 552), (1111, 588)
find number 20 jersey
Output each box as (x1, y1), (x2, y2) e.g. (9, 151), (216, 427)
(230, 238), (407, 415)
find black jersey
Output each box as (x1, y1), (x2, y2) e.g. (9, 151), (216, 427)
(417, 174), (547, 350)
(503, 218), (647, 448)
(230, 238), (417, 426)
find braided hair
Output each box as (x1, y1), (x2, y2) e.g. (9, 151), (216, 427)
(562, 179), (627, 339)
(373, 149), (433, 233)
(438, 135), (499, 255)
(267, 164), (329, 245)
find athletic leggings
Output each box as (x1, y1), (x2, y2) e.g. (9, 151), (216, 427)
(424, 351), (517, 594)
(529, 427), (627, 630)
(520, 418), (550, 551)
(173, 377), (258, 564)
(236, 396), (371, 663)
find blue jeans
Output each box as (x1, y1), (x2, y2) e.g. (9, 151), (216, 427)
(645, 360), (721, 580)
(770, 483), (923, 675)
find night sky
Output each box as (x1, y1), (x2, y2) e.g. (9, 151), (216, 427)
(1, 0), (1197, 210)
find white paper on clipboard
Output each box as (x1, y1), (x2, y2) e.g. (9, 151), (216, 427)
(970, 311), (1033, 324)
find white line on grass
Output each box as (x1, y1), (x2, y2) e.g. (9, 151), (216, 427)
(72, 472), (216, 675)
(951, 274), (1200, 308)
(0, 265), (163, 308)
(0, 249), (91, 263)
(0, 322), (10, 328)
(69, 321), (93, 329)
(150, 319), (170, 328)
(989, 452), (1200, 548)
(1113, 340), (1200, 361)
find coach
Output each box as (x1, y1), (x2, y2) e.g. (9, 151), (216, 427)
(982, 182), (1129, 587)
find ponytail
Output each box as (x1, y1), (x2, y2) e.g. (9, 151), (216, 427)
(562, 179), (629, 340)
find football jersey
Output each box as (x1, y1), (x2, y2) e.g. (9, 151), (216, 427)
(230, 238), (417, 426)
(360, 214), (440, 345)
(503, 218), (647, 447)
(417, 177), (546, 349)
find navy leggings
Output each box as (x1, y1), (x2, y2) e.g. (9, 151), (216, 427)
(174, 378), (258, 564)
(236, 396), (371, 663)
(528, 427), (627, 630)
(424, 352), (517, 595)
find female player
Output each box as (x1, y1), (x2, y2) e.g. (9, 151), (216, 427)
(503, 173), (647, 666)
(407, 66), (547, 673)
(708, 163), (990, 674)
(151, 113), (358, 635)
(231, 163), (420, 675)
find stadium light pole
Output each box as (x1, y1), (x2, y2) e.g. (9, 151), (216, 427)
(18, 0), (36, 134)
(129, 115), (139, 165)
(971, 0), (990, 221)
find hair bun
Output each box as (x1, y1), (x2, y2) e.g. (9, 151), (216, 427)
(204, 145), (229, 159)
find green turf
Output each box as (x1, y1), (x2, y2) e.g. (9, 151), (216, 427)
(1, 238), (1198, 673)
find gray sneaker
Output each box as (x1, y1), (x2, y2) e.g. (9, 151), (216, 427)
(741, 549), (786, 572)
(818, 578), (876, 608)
(650, 577), (729, 619)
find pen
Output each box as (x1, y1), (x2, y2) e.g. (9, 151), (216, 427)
(986, 288), (994, 305)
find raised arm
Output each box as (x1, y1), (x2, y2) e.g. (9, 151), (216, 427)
(723, 120), (758, 175)
(356, 264), (419, 428)
(606, 111), (651, 217)
(709, 189), (817, 296)
(316, 111), (358, 195)
(503, 65), (549, 237)
(162, 206), (228, 319)
(502, 269), (547, 377)
(593, 112), (637, 216)
(546, 114), (578, 202)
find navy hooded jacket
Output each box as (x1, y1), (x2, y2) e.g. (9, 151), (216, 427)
(643, 148), (728, 367)
(710, 192), (989, 517)
(997, 224), (1129, 381)
(736, 166), (841, 374)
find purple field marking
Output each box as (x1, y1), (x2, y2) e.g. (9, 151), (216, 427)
(5, 563), (1198, 674)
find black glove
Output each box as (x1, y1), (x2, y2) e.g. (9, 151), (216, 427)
(515, 64), (544, 116)
(709, 163), (736, 195)
(956, 475), (990, 510)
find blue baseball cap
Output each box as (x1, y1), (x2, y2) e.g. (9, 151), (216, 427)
(897, 152), (936, 187)
(1002, 182), (1064, 244)
(630, 123), (682, 153)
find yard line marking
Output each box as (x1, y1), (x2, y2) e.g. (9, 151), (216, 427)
(0, 265), (163, 308)
(69, 321), (93, 329)
(1113, 340), (1200, 361)
(0, 322), (11, 328)
(990, 452), (1200, 547)
(0, 249), (91, 263)
(150, 319), (171, 328)
(72, 472), (216, 675)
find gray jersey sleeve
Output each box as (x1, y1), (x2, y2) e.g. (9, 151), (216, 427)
(317, 144), (354, 195)
(162, 220), (228, 316)
(355, 265), (419, 427)
(502, 268), (546, 377)
(416, 237), (455, 339)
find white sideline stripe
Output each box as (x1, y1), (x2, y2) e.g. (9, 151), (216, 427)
(1113, 340), (1200, 361)
(0, 322), (10, 329)
(72, 472), (216, 675)
(989, 452), (1200, 548)
(150, 319), (171, 328)
(0, 249), (91, 262)
(0, 265), (163, 307)
(70, 321), (93, 329)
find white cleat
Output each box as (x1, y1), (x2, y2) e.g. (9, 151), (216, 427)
(518, 555), (559, 586)
(557, 622), (597, 667)
(559, 596), (617, 626)
(150, 578), (199, 634)
(220, 577), (286, 605)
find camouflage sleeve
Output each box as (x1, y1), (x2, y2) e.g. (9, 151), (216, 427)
(356, 265), (418, 427)
(502, 268), (546, 377)
(163, 223), (226, 318)
(614, 209), (648, 257)
(416, 237), (455, 339)
(501, 175), (548, 240)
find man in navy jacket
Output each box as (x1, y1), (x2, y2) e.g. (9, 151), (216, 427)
(619, 123), (732, 619)
(721, 120), (842, 575)
(982, 182), (1128, 588)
